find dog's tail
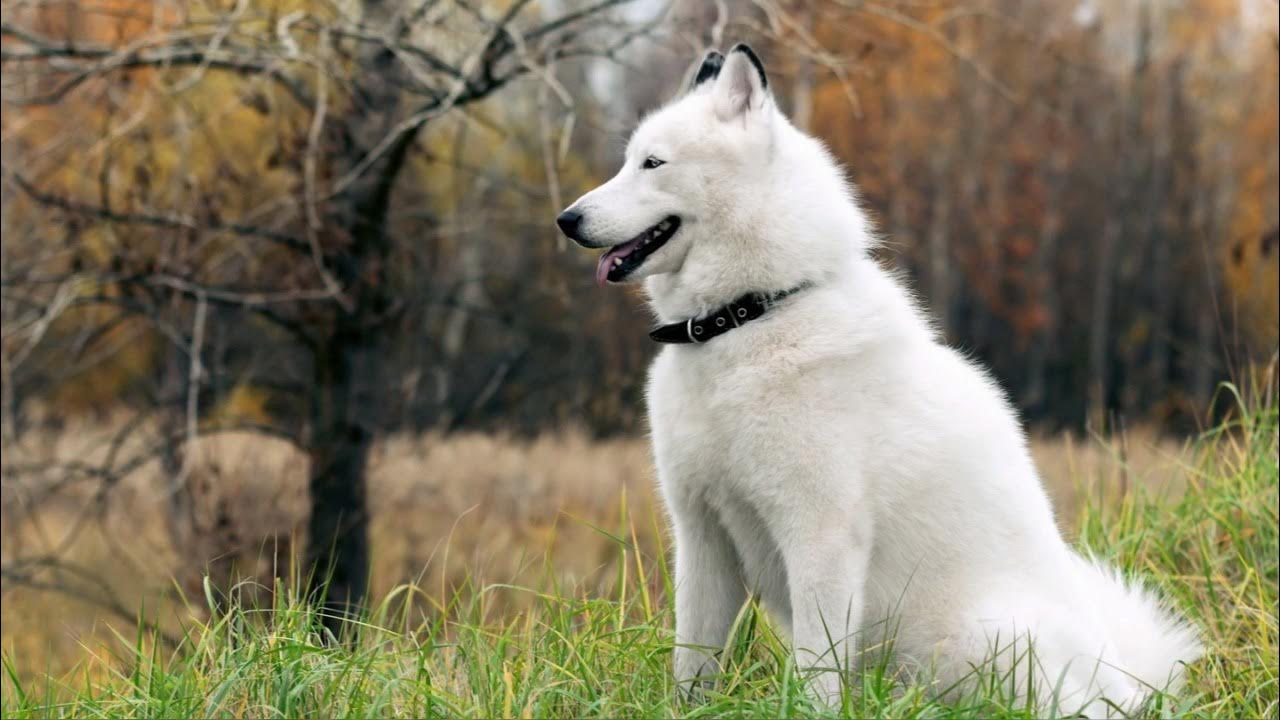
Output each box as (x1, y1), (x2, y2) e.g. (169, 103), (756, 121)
(1072, 554), (1203, 695)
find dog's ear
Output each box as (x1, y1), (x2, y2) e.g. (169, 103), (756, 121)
(688, 50), (724, 92)
(711, 43), (770, 121)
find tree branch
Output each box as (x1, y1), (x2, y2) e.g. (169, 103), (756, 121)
(12, 175), (309, 254)
(0, 22), (314, 107)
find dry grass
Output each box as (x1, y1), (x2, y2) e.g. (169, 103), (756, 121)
(0, 420), (1189, 683)
(1029, 426), (1193, 534)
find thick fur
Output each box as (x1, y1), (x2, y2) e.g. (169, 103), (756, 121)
(559, 46), (1201, 715)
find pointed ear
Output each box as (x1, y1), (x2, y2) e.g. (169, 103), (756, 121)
(711, 44), (770, 121)
(687, 50), (724, 93)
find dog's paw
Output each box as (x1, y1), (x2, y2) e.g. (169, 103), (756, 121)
(675, 677), (717, 706)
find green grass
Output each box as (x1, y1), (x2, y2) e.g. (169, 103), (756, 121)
(2, 396), (1276, 719)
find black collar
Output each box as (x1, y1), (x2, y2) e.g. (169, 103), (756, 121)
(649, 283), (813, 344)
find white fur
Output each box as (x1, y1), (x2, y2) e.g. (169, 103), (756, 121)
(561, 48), (1201, 716)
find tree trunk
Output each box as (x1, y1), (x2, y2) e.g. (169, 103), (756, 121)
(1141, 66), (1173, 419)
(306, 322), (373, 635)
(1090, 0), (1150, 429)
(1023, 150), (1064, 414)
(1088, 217), (1120, 426)
(927, 153), (953, 332)
(303, 0), (413, 635)
(788, 3), (814, 133)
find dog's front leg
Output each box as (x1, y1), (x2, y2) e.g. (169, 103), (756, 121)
(782, 517), (872, 706)
(669, 501), (745, 699)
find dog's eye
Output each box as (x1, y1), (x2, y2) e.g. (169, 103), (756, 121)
(642, 156), (665, 170)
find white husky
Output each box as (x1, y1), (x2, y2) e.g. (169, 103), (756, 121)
(556, 44), (1201, 715)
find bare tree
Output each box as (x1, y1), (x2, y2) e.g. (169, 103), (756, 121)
(1, 0), (648, 633)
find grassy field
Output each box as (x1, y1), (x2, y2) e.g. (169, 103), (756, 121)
(1, 396), (1276, 718)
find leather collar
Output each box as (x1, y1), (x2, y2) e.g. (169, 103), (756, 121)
(649, 283), (813, 344)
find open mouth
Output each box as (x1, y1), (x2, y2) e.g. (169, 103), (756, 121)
(595, 216), (681, 286)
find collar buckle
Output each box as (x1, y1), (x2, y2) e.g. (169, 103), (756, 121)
(686, 317), (704, 343)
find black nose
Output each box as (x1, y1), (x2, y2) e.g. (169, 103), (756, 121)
(556, 208), (583, 241)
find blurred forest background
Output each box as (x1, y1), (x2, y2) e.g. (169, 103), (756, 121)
(1, 0), (1277, 673)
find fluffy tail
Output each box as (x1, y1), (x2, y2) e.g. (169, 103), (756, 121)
(1073, 555), (1203, 694)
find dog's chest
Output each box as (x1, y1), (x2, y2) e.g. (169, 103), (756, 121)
(648, 346), (799, 605)
(650, 346), (776, 479)
(647, 343), (822, 522)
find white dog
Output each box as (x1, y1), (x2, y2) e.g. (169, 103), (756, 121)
(556, 44), (1200, 716)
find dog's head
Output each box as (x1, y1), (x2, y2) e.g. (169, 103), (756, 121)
(556, 44), (781, 287)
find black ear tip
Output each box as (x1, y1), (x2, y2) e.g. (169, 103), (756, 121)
(692, 49), (725, 88)
(730, 43), (768, 89)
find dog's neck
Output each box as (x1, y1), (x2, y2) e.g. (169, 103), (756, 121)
(644, 257), (829, 324)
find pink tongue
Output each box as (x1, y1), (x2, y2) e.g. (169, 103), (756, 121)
(595, 252), (614, 287)
(595, 237), (644, 286)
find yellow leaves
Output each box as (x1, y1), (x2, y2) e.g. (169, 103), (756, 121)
(50, 313), (160, 413)
(210, 384), (274, 427)
(414, 104), (599, 224)
(1224, 226), (1280, 355)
